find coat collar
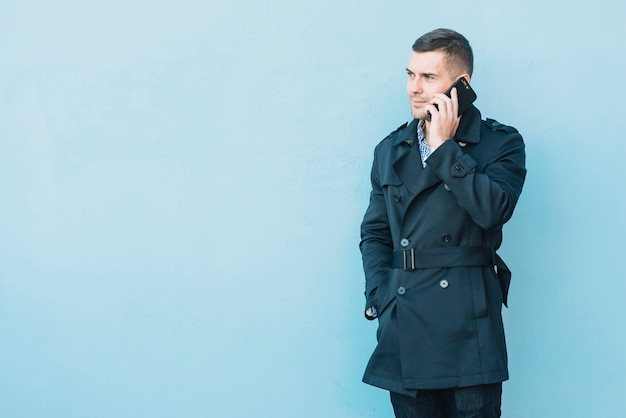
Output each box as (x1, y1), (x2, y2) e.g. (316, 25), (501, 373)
(452, 105), (482, 144)
(391, 105), (482, 147)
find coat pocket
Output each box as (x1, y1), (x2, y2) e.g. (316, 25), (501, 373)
(469, 269), (488, 318)
(373, 268), (398, 318)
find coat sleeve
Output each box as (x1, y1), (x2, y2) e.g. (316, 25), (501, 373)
(359, 149), (394, 315)
(425, 130), (526, 231)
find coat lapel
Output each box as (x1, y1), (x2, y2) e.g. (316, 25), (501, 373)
(391, 107), (483, 200)
(391, 120), (442, 199)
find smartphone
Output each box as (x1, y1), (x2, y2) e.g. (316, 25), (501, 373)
(427, 77), (477, 119)
(446, 77), (477, 115)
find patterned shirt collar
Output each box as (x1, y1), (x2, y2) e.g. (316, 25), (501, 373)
(417, 120), (432, 168)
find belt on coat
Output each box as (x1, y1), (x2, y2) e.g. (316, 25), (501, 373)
(391, 246), (512, 307)
(392, 247), (492, 271)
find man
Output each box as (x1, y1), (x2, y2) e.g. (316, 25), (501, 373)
(359, 28), (526, 417)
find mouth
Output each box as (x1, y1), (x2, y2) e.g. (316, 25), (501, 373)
(411, 99), (427, 108)
(410, 96), (427, 107)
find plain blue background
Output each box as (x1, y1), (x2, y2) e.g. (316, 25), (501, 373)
(1, 1), (625, 417)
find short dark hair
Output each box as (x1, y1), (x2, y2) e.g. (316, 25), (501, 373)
(412, 28), (473, 77)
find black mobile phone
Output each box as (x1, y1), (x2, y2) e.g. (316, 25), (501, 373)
(427, 77), (477, 119)
(446, 77), (477, 115)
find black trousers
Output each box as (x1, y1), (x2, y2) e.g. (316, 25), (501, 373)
(389, 383), (502, 418)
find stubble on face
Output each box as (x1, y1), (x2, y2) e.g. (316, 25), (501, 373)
(406, 51), (458, 120)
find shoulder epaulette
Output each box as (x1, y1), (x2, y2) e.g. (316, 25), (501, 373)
(485, 118), (518, 134)
(383, 122), (408, 140)
(394, 121), (409, 132)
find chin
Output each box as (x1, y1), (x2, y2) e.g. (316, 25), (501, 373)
(412, 110), (426, 120)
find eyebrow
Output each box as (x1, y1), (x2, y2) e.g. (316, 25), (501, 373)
(406, 68), (437, 78)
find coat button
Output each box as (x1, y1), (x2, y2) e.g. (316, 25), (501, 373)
(439, 280), (449, 289)
(455, 165), (463, 173)
(443, 183), (451, 191)
(394, 194), (401, 202)
(441, 234), (451, 243)
(400, 238), (409, 247)
(458, 141), (467, 147)
(397, 286), (406, 295)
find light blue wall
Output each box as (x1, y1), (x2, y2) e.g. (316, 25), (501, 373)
(1, 1), (625, 417)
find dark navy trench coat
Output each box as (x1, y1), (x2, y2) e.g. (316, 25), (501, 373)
(359, 106), (526, 396)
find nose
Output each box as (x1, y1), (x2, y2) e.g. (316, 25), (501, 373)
(408, 77), (422, 94)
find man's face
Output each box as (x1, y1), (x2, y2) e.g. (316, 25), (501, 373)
(406, 50), (459, 120)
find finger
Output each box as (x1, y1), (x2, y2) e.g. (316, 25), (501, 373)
(431, 92), (453, 110)
(449, 87), (459, 116)
(424, 103), (438, 120)
(432, 90), (458, 118)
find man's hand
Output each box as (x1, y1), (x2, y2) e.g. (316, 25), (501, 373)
(365, 306), (378, 320)
(425, 87), (461, 149)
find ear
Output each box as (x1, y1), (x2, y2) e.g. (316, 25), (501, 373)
(459, 73), (471, 84)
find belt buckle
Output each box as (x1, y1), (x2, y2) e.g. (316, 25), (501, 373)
(403, 248), (416, 271)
